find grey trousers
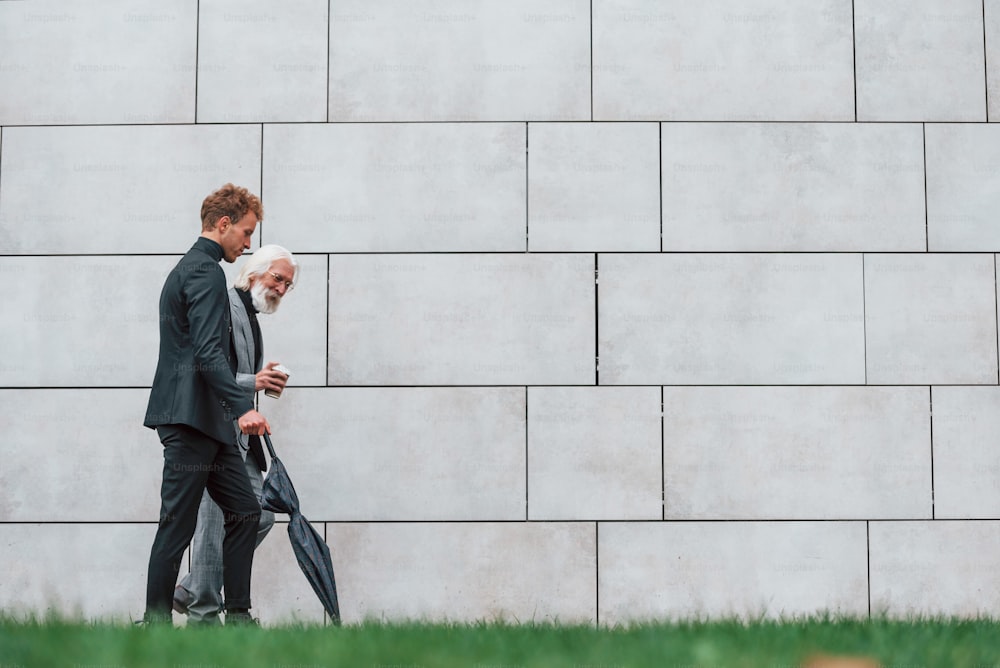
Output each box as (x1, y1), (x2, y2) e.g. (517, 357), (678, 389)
(178, 450), (275, 622)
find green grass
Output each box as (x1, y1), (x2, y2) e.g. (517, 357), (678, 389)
(1, 614), (999, 668)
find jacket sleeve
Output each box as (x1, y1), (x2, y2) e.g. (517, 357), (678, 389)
(184, 262), (255, 419)
(236, 372), (256, 394)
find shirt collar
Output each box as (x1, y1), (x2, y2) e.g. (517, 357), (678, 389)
(193, 236), (224, 262)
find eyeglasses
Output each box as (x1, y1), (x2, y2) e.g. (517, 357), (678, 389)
(267, 271), (294, 290)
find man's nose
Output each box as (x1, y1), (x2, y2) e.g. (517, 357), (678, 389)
(274, 282), (288, 296)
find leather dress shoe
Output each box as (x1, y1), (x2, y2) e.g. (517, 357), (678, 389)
(135, 611), (172, 627)
(225, 611), (260, 627)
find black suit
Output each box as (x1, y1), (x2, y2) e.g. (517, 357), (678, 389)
(143, 237), (261, 620)
(145, 237), (254, 441)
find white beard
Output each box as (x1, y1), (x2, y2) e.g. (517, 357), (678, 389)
(250, 281), (281, 314)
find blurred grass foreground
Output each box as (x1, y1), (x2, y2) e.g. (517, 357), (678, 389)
(2, 614), (999, 668)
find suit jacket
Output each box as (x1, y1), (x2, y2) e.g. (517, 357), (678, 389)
(144, 237), (254, 445)
(230, 287), (267, 472)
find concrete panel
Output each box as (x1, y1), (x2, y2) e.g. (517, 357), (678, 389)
(926, 124), (1000, 251)
(198, 0), (327, 123)
(222, 253), (328, 388)
(528, 123), (660, 251)
(0, 125), (262, 254)
(263, 388), (525, 521)
(598, 254), (866, 384)
(592, 0), (854, 120)
(329, 254), (594, 385)
(527, 387), (661, 520)
(870, 521), (1000, 616)
(263, 123), (525, 252)
(932, 387), (1000, 519)
(663, 387), (932, 520)
(250, 522), (327, 626)
(0, 0), (197, 125)
(0, 389), (161, 522)
(328, 522), (595, 623)
(599, 522), (868, 622)
(662, 123), (926, 251)
(987, 0), (1000, 122)
(328, 0), (590, 121)
(0, 523), (156, 621)
(865, 254), (998, 384)
(855, 0), (986, 121)
(1, 255), (178, 387)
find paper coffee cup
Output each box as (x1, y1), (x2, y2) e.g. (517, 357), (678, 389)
(265, 364), (290, 398)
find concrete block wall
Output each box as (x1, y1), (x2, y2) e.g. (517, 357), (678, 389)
(2, 0), (1000, 625)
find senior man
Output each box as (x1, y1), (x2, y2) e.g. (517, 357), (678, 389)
(172, 244), (300, 626)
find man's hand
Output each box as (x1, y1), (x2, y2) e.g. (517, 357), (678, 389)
(238, 409), (270, 436)
(255, 361), (289, 393)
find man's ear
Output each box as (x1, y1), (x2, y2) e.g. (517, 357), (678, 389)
(217, 215), (231, 231)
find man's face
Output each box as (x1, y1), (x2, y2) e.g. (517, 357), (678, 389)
(218, 210), (258, 263)
(248, 257), (294, 314)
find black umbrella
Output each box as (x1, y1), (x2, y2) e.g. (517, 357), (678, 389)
(261, 433), (341, 625)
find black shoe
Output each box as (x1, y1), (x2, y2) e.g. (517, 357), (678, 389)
(225, 611), (259, 627)
(172, 585), (193, 615)
(136, 611), (172, 627)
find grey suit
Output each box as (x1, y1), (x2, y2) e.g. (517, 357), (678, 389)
(178, 287), (276, 624)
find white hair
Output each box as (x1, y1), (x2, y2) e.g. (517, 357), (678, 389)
(234, 244), (299, 290)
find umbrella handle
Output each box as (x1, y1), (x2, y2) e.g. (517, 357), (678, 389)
(262, 432), (277, 459)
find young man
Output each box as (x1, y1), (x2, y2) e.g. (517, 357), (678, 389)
(173, 244), (300, 625)
(142, 184), (270, 625)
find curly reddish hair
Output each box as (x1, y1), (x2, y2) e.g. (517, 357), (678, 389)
(200, 183), (263, 231)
